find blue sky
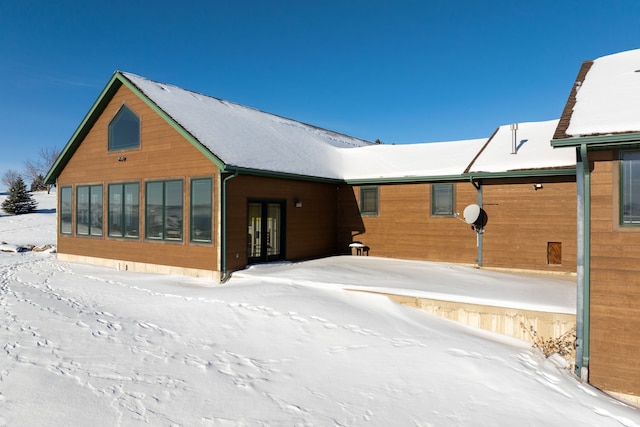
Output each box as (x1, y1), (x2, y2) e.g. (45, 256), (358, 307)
(1, 0), (640, 176)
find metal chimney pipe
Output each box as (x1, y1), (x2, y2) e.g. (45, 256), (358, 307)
(510, 123), (518, 154)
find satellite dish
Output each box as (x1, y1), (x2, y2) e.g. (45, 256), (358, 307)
(462, 204), (488, 232)
(463, 204), (481, 225)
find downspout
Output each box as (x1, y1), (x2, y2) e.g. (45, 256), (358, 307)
(220, 169), (239, 283)
(575, 144), (591, 380)
(469, 177), (483, 267)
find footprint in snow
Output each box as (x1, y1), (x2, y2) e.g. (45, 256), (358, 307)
(92, 330), (109, 338)
(95, 311), (114, 317)
(97, 318), (122, 331)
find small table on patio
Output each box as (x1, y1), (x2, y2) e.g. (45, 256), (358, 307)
(349, 242), (369, 256)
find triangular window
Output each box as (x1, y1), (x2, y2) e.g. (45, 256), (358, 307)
(109, 105), (140, 151)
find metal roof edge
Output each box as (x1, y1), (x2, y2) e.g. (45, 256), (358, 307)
(464, 167), (576, 180)
(345, 174), (467, 185)
(221, 166), (344, 184)
(45, 72), (123, 185)
(552, 132), (640, 148)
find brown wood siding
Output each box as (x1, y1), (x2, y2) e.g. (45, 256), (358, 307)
(345, 183), (479, 263)
(587, 149), (640, 397)
(481, 177), (577, 273)
(224, 175), (341, 271)
(56, 85), (219, 272)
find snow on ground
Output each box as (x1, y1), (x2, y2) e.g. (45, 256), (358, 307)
(0, 191), (57, 247)
(1, 192), (640, 426)
(236, 256), (576, 314)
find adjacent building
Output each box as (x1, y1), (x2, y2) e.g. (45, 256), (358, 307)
(552, 48), (640, 404)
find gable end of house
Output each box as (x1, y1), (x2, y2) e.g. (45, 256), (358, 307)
(45, 71), (226, 185)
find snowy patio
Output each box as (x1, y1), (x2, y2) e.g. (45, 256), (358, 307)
(2, 192), (639, 425)
(234, 256), (577, 345)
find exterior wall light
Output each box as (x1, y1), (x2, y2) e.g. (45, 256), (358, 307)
(533, 183), (543, 190)
(118, 156), (127, 162)
(294, 197), (302, 208)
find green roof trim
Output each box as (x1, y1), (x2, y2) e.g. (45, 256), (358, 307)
(463, 167), (576, 180)
(117, 74), (226, 170)
(551, 132), (640, 148)
(345, 174), (468, 185)
(221, 166), (343, 184)
(345, 167), (576, 185)
(44, 71), (228, 185)
(45, 73), (122, 185)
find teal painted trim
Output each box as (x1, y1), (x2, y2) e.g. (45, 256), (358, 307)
(223, 166), (343, 184)
(220, 170), (239, 282)
(45, 73), (123, 185)
(552, 132), (640, 148)
(576, 144), (591, 376)
(346, 174), (467, 185)
(44, 71), (231, 186)
(345, 168), (576, 186)
(116, 74), (227, 171)
(463, 168), (576, 180)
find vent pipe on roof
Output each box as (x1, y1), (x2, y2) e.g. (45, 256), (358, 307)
(510, 123), (518, 154)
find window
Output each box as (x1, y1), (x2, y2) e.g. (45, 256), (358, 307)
(621, 151), (640, 225)
(108, 105), (140, 151)
(190, 178), (212, 243)
(431, 184), (454, 216)
(108, 183), (139, 238)
(145, 180), (183, 240)
(359, 186), (379, 215)
(76, 185), (103, 236)
(60, 186), (72, 234)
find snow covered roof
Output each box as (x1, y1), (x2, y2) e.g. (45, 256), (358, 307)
(47, 71), (576, 185)
(122, 72), (500, 182)
(122, 72), (371, 180)
(562, 48), (640, 137)
(341, 138), (488, 181)
(468, 119), (575, 174)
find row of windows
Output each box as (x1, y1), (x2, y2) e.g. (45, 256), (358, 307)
(60, 178), (213, 243)
(358, 151), (640, 227)
(359, 184), (454, 216)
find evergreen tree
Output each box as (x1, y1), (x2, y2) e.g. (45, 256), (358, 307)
(2, 176), (38, 215)
(30, 174), (47, 192)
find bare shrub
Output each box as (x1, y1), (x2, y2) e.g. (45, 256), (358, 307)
(520, 321), (576, 360)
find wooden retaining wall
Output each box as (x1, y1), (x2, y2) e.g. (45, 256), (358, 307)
(356, 290), (576, 347)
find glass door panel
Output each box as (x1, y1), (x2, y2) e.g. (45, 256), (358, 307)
(266, 203), (281, 259)
(247, 203), (262, 259)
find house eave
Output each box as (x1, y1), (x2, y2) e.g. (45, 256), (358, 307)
(221, 166), (344, 184)
(345, 174), (468, 185)
(551, 132), (640, 148)
(342, 167), (577, 185)
(464, 167), (576, 180)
